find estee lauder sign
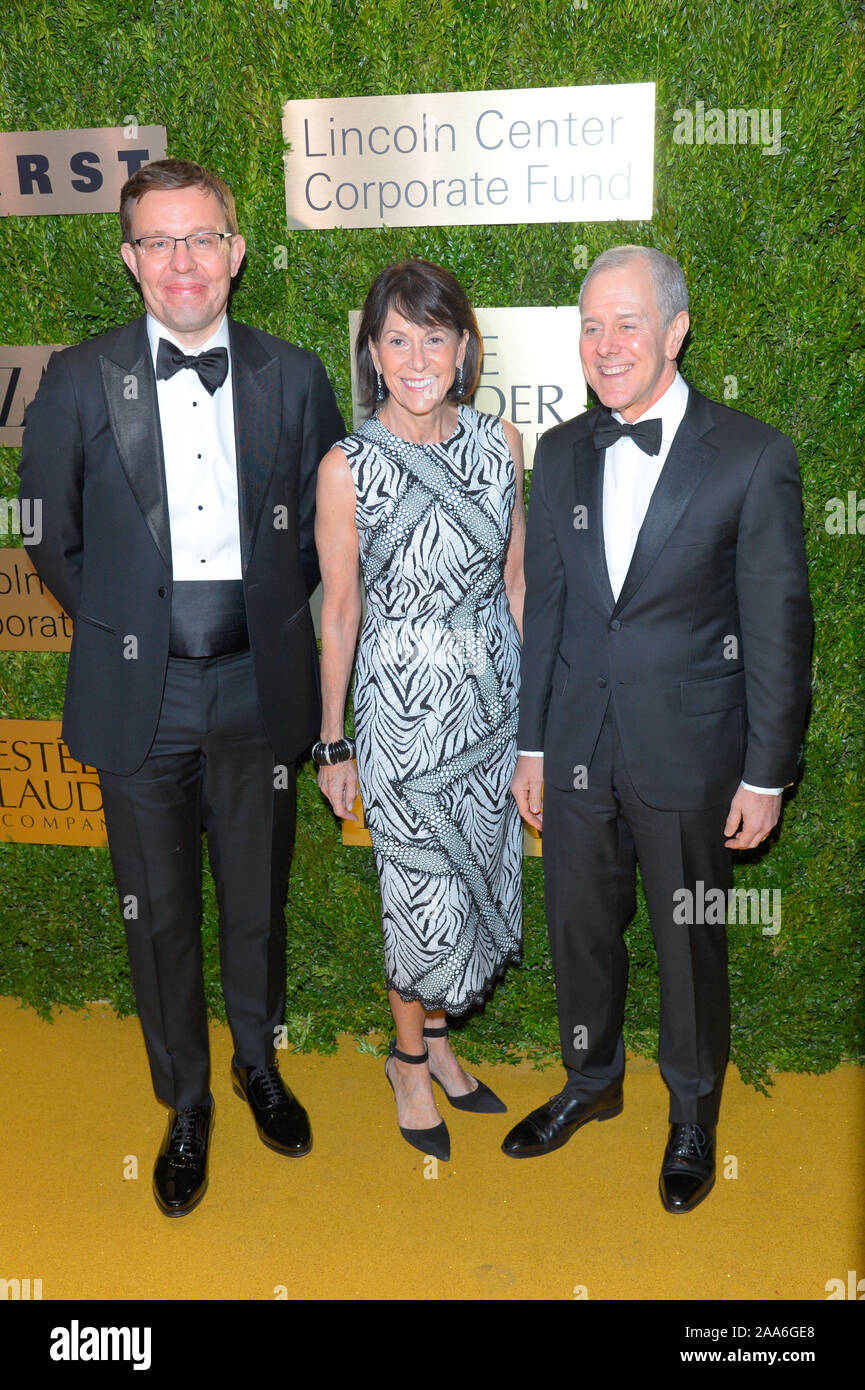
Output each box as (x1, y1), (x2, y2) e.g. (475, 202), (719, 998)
(283, 84), (654, 229)
(0, 721), (105, 846)
(0, 548), (72, 650)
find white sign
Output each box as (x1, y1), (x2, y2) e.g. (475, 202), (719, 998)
(0, 125), (167, 216)
(283, 85), (654, 229)
(348, 306), (585, 469)
(0, 346), (65, 447)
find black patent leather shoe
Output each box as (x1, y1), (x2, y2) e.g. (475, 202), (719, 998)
(659, 1122), (716, 1213)
(501, 1088), (623, 1158)
(231, 1060), (312, 1156)
(153, 1101), (213, 1217)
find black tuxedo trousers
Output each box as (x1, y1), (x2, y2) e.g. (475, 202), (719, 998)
(99, 652), (296, 1109)
(543, 704), (730, 1124)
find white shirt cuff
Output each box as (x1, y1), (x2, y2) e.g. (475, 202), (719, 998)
(741, 781), (784, 795)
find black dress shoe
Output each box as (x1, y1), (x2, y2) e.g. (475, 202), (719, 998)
(659, 1122), (716, 1213)
(153, 1101), (213, 1217)
(231, 1060), (312, 1156)
(501, 1088), (623, 1158)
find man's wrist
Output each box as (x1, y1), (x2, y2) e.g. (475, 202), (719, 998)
(740, 781), (784, 796)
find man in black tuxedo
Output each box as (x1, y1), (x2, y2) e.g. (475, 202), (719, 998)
(18, 159), (344, 1215)
(505, 246), (811, 1211)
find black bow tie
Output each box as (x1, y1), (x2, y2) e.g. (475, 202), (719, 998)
(592, 414), (663, 456)
(156, 338), (229, 395)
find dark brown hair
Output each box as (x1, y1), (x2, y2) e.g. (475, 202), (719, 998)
(119, 158), (239, 242)
(355, 260), (482, 412)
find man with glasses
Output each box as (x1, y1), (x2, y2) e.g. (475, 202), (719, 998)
(19, 159), (344, 1215)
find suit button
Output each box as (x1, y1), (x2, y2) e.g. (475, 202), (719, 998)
(609, 619), (621, 631)
(158, 587), (167, 598)
(597, 676), (607, 688)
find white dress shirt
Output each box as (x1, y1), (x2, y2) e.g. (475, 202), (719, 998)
(147, 313), (242, 581)
(520, 373), (781, 793)
(602, 371), (689, 599)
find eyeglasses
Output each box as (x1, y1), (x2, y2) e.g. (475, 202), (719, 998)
(129, 233), (234, 257)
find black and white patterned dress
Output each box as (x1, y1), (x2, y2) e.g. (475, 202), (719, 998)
(339, 404), (522, 1014)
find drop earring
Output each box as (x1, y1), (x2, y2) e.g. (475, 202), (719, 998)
(376, 371), (385, 402)
(455, 362), (464, 396)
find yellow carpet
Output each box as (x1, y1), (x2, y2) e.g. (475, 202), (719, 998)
(0, 995), (861, 1301)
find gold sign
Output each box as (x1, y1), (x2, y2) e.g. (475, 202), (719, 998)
(523, 822), (542, 857)
(340, 783), (370, 847)
(0, 720), (105, 845)
(0, 548), (71, 650)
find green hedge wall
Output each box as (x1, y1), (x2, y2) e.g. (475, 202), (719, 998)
(1, 0), (862, 1089)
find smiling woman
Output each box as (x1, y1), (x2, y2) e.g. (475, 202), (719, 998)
(353, 259), (482, 430)
(368, 314), (468, 438)
(314, 259), (527, 1163)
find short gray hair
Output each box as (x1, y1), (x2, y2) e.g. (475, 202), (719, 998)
(579, 246), (689, 327)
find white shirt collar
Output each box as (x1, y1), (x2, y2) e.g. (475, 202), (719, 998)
(613, 370), (689, 443)
(146, 312), (230, 363)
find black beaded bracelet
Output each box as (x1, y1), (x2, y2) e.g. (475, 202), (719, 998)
(312, 737), (356, 766)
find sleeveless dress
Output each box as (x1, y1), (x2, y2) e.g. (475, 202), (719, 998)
(338, 404), (523, 1014)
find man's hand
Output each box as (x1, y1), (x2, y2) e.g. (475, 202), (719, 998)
(511, 754), (544, 831)
(724, 785), (782, 849)
(317, 761), (359, 822)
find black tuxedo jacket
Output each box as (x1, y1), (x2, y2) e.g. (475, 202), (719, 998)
(18, 314), (345, 775)
(518, 384), (812, 811)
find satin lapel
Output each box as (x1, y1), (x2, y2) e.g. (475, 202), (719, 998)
(573, 422), (615, 612)
(99, 318), (171, 569)
(612, 389), (716, 616)
(229, 320), (282, 571)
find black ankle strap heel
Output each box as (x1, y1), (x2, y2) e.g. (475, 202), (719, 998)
(385, 1039), (450, 1160)
(422, 1026), (508, 1114)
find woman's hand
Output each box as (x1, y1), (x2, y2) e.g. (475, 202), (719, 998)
(317, 759), (359, 822)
